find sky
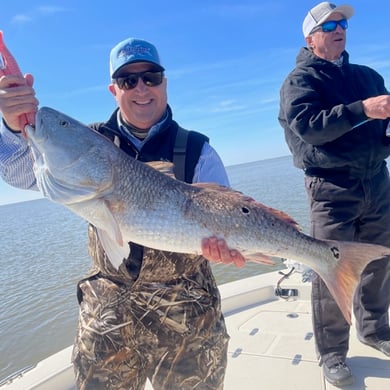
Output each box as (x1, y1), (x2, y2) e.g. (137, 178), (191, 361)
(0, 0), (389, 204)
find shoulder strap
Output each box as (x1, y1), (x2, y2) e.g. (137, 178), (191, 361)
(173, 126), (209, 183)
(173, 127), (189, 181)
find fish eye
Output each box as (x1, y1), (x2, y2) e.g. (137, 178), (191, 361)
(241, 207), (250, 214)
(59, 120), (70, 128)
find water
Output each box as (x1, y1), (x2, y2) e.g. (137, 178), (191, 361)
(0, 155), (309, 381)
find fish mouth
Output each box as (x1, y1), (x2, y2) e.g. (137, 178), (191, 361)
(25, 121), (48, 179)
(25, 123), (39, 150)
(25, 123), (36, 137)
(25, 123), (45, 158)
(25, 110), (49, 146)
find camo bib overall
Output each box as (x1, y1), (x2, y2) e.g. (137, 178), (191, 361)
(72, 226), (228, 390)
(71, 119), (229, 389)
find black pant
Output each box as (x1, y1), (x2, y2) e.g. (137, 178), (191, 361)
(305, 166), (390, 367)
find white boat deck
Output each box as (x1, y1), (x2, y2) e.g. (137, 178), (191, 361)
(1, 270), (389, 389)
(220, 271), (390, 390)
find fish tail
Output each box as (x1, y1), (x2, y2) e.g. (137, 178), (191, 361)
(319, 240), (390, 325)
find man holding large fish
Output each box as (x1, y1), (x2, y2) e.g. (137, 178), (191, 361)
(1, 34), (390, 390)
(0, 36), (245, 389)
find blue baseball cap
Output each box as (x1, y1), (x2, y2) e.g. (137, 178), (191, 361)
(109, 37), (165, 78)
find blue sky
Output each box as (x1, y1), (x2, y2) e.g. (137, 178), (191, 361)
(1, 0), (389, 204)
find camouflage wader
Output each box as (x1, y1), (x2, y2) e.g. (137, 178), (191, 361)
(72, 225), (229, 390)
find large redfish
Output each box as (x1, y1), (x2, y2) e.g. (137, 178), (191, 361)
(27, 107), (390, 324)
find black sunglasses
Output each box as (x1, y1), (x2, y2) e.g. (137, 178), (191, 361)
(113, 70), (164, 90)
(312, 19), (348, 34)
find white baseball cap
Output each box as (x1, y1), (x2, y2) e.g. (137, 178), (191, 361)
(302, 2), (354, 37)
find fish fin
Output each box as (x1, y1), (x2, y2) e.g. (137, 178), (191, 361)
(245, 253), (275, 265)
(101, 200), (124, 246)
(255, 202), (302, 231)
(192, 182), (234, 191)
(146, 161), (176, 178)
(68, 199), (124, 245)
(97, 228), (130, 270)
(319, 240), (390, 325)
(192, 183), (266, 204)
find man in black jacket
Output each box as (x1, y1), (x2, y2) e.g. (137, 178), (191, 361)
(279, 2), (390, 387)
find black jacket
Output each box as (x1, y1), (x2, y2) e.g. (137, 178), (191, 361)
(279, 47), (390, 177)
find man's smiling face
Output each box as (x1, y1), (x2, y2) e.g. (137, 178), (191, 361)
(109, 62), (167, 130)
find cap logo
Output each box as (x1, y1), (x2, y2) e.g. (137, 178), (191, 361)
(117, 43), (151, 59)
(110, 38), (164, 77)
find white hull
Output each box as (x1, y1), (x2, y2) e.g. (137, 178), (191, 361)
(1, 270), (389, 389)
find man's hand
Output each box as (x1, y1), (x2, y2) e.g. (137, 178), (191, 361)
(201, 237), (245, 268)
(362, 95), (390, 120)
(0, 74), (38, 132)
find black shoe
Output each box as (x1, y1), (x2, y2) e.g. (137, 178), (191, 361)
(359, 335), (390, 357)
(323, 362), (354, 387)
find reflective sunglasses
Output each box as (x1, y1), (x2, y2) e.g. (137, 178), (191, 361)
(113, 70), (164, 90)
(312, 19), (348, 34)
